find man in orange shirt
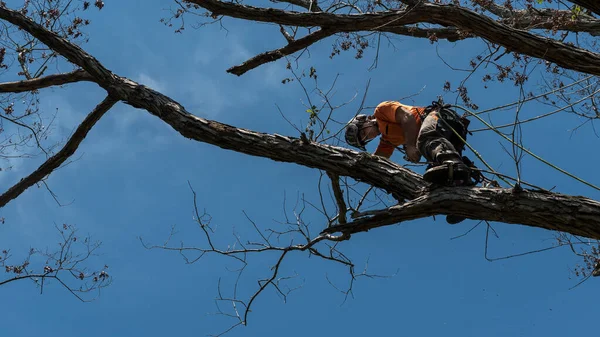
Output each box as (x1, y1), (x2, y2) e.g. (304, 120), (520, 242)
(345, 100), (472, 224)
(344, 100), (470, 185)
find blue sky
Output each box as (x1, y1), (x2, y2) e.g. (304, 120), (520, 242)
(0, 1), (599, 336)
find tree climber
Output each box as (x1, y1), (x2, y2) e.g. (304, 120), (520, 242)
(344, 99), (475, 223)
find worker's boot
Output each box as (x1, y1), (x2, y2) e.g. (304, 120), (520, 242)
(422, 151), (470, 185)
(423, 151), (470, 225)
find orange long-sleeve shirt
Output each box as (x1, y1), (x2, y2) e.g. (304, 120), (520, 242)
(373, 101), (425, 158)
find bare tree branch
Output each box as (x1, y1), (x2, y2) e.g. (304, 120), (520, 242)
(0, 224), (111, 301)
(0, 69), (94, 93)
(183, 0), (600, 76)
(0, 96), (117, 208)
(228, 28), (335, 76)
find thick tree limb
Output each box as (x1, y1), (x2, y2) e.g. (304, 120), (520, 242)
(3, 4), (600, 240)
(0, 69), (94, 93)
(0, 96), (117, 208)
(228, 28), (335, 75)
(184, 0), (600, 76)
(324, 186), (600, 240)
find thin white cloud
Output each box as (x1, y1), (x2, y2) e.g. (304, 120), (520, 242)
(135, 73), (167, 93)
(193, 36), (252, 67)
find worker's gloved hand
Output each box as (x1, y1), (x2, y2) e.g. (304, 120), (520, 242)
(404, 145), (421, 163)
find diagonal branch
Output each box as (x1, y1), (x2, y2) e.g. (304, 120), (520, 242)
(229, 25), (466, 75)
(228, 28), (335, 76)
(0, 69), (94, 93)
(0, 96), (117, 208)
(184, 0), (600, 76)
(0, 6), (115, 86)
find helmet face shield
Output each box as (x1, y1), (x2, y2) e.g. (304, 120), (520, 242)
(345, 123), (365, 150)
(345, 115), (373, 151)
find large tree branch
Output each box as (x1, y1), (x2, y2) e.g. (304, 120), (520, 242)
(183, 0), (600, 76)
(3, 4), (600, 240)
(323, 187), (600, 240)
(0, 69), (94, 93)
(0, 96), (117, 208)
